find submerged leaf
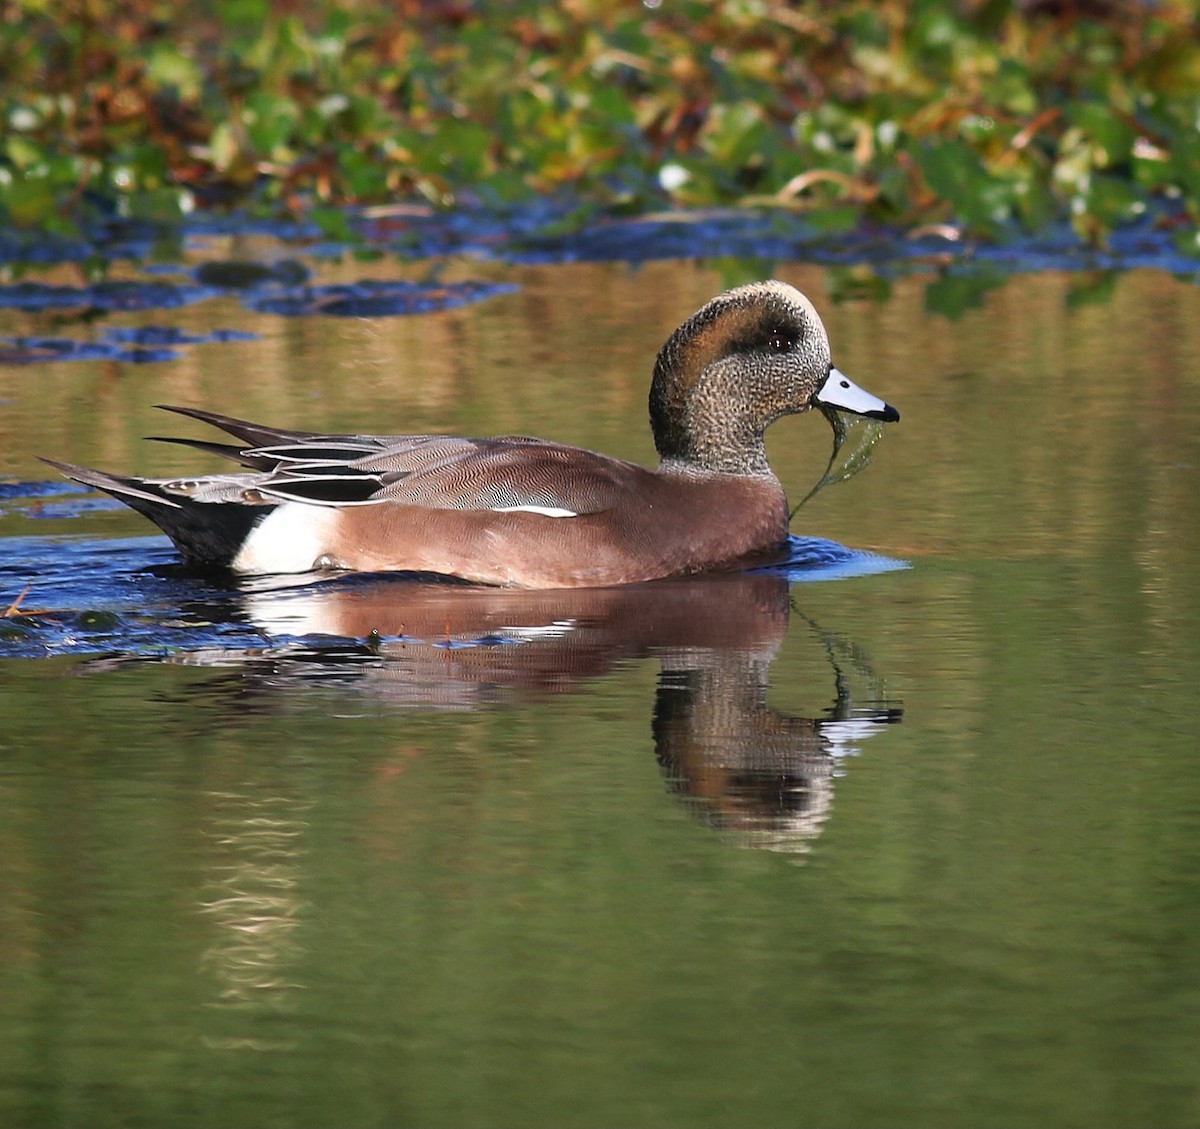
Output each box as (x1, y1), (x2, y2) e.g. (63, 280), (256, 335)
(791, 408), (887, 517)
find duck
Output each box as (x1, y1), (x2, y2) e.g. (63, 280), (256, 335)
(43, 280), (899, 589)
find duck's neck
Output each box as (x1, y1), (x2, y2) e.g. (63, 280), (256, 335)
(657, 433), (773, 478)
(652, 367), (774, 478)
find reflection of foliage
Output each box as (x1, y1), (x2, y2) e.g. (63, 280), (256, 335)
(2, 0), (1199, 250)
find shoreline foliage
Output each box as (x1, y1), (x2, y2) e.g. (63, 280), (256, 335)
(3, 0), (1200, 252)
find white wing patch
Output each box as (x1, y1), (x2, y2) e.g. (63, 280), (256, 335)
(491, 505), (578, 518)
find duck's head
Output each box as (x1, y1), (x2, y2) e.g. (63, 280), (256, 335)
(649, 280), (899, 476)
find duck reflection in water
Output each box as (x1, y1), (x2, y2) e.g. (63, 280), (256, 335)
(170, 568), (901, 851)
(651, 627), (900, 852)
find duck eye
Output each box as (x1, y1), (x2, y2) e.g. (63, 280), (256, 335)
(767, 330), (797, 353)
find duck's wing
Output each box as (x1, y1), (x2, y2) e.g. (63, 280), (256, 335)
(257, 435), (646, 516)
(146, 407), (648, 515)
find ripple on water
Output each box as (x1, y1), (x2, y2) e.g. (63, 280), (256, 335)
(0, 527), (906, 660)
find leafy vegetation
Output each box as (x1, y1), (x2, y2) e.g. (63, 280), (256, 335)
(3, 0), (1200, 251)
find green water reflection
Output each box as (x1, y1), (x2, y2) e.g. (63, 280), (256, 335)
(2, 263), (1200, 1128)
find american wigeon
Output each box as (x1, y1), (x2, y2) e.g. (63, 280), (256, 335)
(44, 280), (898, 588)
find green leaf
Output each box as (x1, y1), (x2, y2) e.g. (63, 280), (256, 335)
(126, 187), (189, 224)
(1085, 173), (1141, 226)
(309, 206), (352, 241)
(1066, 102), (1135, 168)
(5, 134), (43, 169)
(338, 148), (389, 198)
(0, 172), (57, 226)
(243, 92), (299, 155)
(147, 44), (203, 101)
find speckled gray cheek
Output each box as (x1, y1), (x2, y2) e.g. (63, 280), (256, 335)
(798, 336), (832, 400)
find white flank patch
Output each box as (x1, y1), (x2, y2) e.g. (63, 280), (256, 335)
(232, 503), (340, 575)
(492, 505), (578, 518)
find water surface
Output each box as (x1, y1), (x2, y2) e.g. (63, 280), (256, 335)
(1, 254), (1199, 1129)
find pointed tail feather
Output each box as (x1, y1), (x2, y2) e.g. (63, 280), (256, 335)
(39, 457), (182, 508)
(155, 404), (313, 448)
(145, 434), (281, 470)
(40, 457), (269, 568)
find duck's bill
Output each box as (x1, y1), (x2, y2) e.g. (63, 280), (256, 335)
(813, 368), (900, 422)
